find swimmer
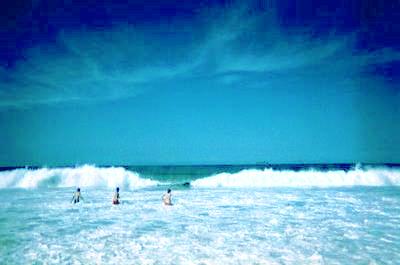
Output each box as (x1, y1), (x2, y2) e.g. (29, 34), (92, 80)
(162, 189), (173, 206)
(112, 187), (120, 205)
(71, 187), (83, 204)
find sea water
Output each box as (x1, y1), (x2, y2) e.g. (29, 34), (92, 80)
(0, 164), (400, 264)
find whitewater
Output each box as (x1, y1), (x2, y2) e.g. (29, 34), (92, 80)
(1, 164), (400, 189)
(1, 164), (400, 264)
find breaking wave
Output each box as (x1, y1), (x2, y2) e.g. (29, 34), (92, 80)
(191, 167), (400, 188)
(1, 164), (400, 189)
(0, 165), (158, 189)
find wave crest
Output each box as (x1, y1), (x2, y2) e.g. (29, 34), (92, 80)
(1, 165), (400, 189)
(191, 167), (400, 188)
(0, 165), (158, 189)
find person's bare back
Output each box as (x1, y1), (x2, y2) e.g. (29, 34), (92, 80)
(162, 189), (172, 205)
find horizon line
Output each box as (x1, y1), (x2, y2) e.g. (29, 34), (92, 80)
(1, 162), (400, 169)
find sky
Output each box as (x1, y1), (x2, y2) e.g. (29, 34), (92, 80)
(0, 0), (399, 166)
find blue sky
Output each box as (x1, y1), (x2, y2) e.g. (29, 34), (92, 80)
(0, 0), (399, 166)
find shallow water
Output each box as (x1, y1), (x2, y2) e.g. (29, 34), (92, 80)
(1, 186), (400, 264)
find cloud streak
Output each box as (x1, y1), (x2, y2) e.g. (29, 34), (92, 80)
(0, 3), (399, 108)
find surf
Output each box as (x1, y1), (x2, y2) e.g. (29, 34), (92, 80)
(1, 164), (400, 189)
(191, 166), (400, 188)
(0, 165), (158, 189)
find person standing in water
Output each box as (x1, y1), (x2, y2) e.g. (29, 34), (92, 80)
(162, 189), (173, 206)
(113, 187), (120, 205)
(71, 187), (83, 204)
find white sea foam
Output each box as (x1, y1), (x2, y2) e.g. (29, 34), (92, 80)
(1, 177), (400, 264)
(0, 165), (157, 189)
(1, 165), (400, 189)
(191, 167), (400, 188)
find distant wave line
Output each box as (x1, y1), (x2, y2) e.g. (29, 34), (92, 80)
(1, 164), (400, 189)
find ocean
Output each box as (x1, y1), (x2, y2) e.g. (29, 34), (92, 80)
(0, 164), (399, 264)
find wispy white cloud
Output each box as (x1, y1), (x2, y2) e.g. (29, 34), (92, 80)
(0, 3), (399, 108)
